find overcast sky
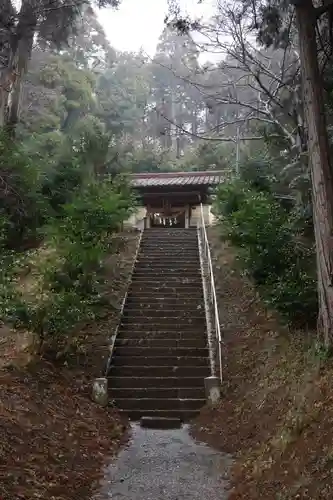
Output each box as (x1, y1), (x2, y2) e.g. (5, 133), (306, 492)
(97, 0), (216, 57)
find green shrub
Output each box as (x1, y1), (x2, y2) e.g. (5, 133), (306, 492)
(41, 155), (83, 217)
(239, 158), (275, 194)
(0, 131), (44, 249)
(215, 180), (317, 327)
(0, 175), (135, 357)
(31, 176), (135, 353)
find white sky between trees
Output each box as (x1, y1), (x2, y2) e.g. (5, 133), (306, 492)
(97, 0), (218, 61)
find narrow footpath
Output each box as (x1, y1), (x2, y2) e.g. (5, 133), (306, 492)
(94, 423), (232, 500)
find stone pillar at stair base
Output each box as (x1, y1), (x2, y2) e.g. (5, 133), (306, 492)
(92, 377), (108, 407)
(204, 376), (221, 404)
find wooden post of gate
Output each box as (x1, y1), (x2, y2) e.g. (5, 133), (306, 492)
(185, 205), (190, 228)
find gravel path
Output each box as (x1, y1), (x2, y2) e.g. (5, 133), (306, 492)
(94, 423), (232, 500)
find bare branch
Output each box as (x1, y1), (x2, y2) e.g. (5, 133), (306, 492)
(155, 106), (265, 142)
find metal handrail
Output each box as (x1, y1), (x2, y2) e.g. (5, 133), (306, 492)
(104, 229), (143, 376)
(197, 203), (223, 384)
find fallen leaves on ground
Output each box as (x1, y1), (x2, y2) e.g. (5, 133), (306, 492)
(0, 362), (128, 500)
(0, 230), (139, 500)
(192, 227), (333, 500)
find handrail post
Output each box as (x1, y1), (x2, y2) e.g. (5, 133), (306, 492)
(198, 202), (223, 386)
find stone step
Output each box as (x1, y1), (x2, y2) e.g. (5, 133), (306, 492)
(132, 275), (201, 282)
(109, 376), (205, 388)
(121, 316), (206, 324)
(120, 320), (206, 329)
(126, 296), (203, 304)
(136, 262), (200, 268)
(135, 270), (200, 276)
(139, 247), (199, 253)
(133, 270), (201, 277)
(136, 255), (199, 261)
(109, 387), (205, 399)
(141, 235), (197, 239)
(128, 286), (203, 296)
(142, 233), (197, 238)
(137, 253), (199, 258)
(139, 250), (199, 256)
(113, 355), (209, 367)
(120, 316), (205, 324)
(118, 328), (206, 337)
(120, 321), (206, 330)
(122, 309), (204, 317)
(117, 408), (199, 422)
(142, 235), (197, 238)
(114, 346), (208, 357)
(115, 338), (207, 348)
(139, 253), (199, 259)
(124, 302), (204, 311)
(140, 416), (182, 429)
(126, 296), (204, 304)
(141, 241), (198, 245)
(122, 306), (205, 315)
(135, 267), (200, 273)
(113, 398), (205, 411)
(132, 269), (202, 286)
(135, 259), (200, 272)
(126, 293), (204, 301)
(134, 270), (200, 276)
(141, 232), (197, 238)
(126, 291), (203, 298)
(141, 233), (197, 237)
(127, 291), (203, 298)
(142, 234), (197, 238)
(127, 295), (204, 302)
(130, 278), (203, 285)
(126, 296), (204, 309)
(143, 228), (196, 232)
(135, 263), (200, 268)
(141, 237), (197, 241)
(139, 252), (198, 256)
(129, 286), (203, 292)
(109, 365), (209, 378)
(128, 286), (203, 292)
(122, 309), (205, 319)
(139, 243), (198, 249)
(139, 250), (199, 254)
(141, 235), (197, 240)
(140, 244), (198, 248)
(143, 228), (197, 232)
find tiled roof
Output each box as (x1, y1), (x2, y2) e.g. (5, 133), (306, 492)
(130, 171), (223, 188)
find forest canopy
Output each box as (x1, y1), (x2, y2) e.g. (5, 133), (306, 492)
(1, 0), (333, 351)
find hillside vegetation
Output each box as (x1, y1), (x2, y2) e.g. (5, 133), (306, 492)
(193, 228), (333, 500)
(0, 231), (138, 500)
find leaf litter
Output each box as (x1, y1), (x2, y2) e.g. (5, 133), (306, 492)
(0, 231), (139, 500)
(192, 227), (333, 500)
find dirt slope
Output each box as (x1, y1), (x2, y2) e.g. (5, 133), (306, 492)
(0, 231), (139, 500)
(192, 227), (333, 500)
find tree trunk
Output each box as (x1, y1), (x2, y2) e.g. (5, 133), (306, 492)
(294, 0), (333, 346)
(0, 58), (14, 128)
(6, 0), (36, 136)
(169, 93), (176, 152)
(176, 135), (181, 158)
(191, 108), (197, 137)
(0, 0), (16, 126)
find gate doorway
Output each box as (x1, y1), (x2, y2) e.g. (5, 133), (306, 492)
(150, 210), (186, 228)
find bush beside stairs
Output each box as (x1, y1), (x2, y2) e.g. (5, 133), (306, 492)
(108, 228), (210, 423)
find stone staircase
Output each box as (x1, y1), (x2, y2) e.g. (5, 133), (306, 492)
(108, 228), (210, 423)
